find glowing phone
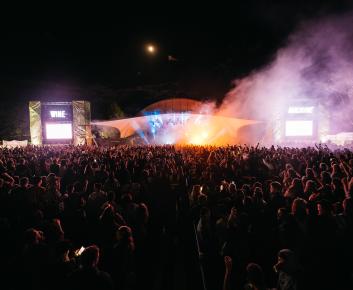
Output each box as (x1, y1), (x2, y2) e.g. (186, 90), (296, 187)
(75, 246), (85, 256)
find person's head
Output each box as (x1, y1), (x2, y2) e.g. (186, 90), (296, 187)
(253, 187), (262, 197)
(274, 249), (298, 275)
(73, 181), (83, 193)
(319, 162), (328, 172)
(229, 182), (237, 193)
(277, 207), (288, 222)
(47, 173), (58, 188)
(285, 163), (293, 171)
(80, 245), (100, 268)
(242, 184), (252, 196)
(270, 181), (282, 195)
(117, 225), (132, 240)
(60, 159), (67, 167)
(117, 226), (135, 251)
(252, 181), (262, 191)
(20, 177), (29, 188)
(317, 199), (331, 216)
(320, 171), (331, 185)
(142, 169), (150, 178)
(246, 263), (266, 289)
(198, 193), (208, 206)
(292, 198), (307, 217)
(47, 172), (56, 181)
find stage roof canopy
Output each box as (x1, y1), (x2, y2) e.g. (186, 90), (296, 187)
(140, 98), (202, 114)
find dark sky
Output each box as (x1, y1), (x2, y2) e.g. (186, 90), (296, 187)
(0, 0), (351, 113)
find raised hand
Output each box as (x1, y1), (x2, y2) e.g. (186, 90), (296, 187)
(224, 256), (233, 273)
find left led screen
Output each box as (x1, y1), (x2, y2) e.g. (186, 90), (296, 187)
(45, 123), (72, 139)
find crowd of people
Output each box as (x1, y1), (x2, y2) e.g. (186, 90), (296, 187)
(0, 144), (352, 290)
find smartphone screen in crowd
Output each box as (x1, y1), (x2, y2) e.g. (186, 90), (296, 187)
(75, 246), (85, 256)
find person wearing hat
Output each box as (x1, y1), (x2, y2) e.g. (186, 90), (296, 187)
(274, 249), (299, 290)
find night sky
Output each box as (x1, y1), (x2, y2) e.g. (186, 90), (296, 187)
(0, 1), (351, 117)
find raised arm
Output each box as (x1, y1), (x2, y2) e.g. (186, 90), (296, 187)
(223, 256), (233, 290)
(340, 160), (351, 178)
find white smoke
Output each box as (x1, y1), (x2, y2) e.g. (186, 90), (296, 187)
(220, 12), (353, 133)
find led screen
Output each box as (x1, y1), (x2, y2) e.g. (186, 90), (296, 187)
(45, 123), (72, 139)
(285, 120), (313, 136)
(42, 103), (73, 122)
